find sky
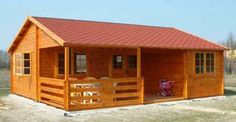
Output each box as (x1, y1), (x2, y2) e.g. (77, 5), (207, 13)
(1, 0), (236, 50)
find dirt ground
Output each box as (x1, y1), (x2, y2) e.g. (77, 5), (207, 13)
(1, 90), (236, 122)
(0, 76), (236, 122)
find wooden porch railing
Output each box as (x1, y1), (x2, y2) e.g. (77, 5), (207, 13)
(68, 77), (143, 111)
(39, 77), (65, 109)
(39, 77), (144, 111)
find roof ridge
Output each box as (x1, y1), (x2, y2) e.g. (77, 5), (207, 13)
(32, 16), (174, 29)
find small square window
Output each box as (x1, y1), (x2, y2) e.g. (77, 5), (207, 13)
(113, 55), (123, 69)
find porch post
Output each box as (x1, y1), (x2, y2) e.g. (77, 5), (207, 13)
(10, 54), (13, 93)
(64, 47), (70, 80)
(183, 51), (188, 99)
(137, 47), (144, 103)
(137, 47), (141, 78)
(64, 47), (69, 110)
(36, 27), (40, 101)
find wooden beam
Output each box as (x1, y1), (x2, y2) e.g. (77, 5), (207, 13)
(137, 47), (141, 78)
(221, 51), (224, 95)
(36, 27), (40, 101)
(65, 47), (70, 80)
(10, 54), (13, 93)
(28, 16), (65, 46)
(64, 47), (70, 110)
(108, 55), (112, 78)
(183, 51), (188, 99)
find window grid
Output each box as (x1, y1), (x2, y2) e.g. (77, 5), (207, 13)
(195, 53), (204, 73)
(113, 55), (123, 69)
(206, 53), (215, 73)
(75, 54), (87, 73)
(15, 53), (31, 75)
(195, 52), (215, 74)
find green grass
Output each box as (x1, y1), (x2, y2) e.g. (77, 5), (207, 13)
(0, 89), (9, 97)
(225, 74), (236, 87)
(0, 69), (10, 97)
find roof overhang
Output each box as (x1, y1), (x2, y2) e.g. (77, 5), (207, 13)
(7, 16), (229, 53)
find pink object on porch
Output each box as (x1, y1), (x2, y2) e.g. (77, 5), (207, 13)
(158, 79), (174, 97)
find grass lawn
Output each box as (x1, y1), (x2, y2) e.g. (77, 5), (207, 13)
(0, 69), (10, 97)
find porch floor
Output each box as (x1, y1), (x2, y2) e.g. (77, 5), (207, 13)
(144, 94), (184, 104)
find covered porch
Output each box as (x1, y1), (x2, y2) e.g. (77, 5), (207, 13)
(37, 46), (185, 110)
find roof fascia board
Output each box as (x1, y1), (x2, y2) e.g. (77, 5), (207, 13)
(28, 16), (65, 46)
(7, 17), (30, 53)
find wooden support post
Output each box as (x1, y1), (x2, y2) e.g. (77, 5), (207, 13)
(108, 55), (112, 78)
(64, 47), (70, 110)
(221, 52), (224, 95)
(183, 51), (188, 99)
(137, 47), (143, 103)
(36, 27), (40, 101)
(137, 47), (141, 78)
(10, 54), (13, 93)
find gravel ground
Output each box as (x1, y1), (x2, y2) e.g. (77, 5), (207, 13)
(1, 87), (236, 122)
(0, 75), (236, 122)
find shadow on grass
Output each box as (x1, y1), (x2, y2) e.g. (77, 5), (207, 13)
(224, 89), (236, 96)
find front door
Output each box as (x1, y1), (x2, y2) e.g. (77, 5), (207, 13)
(111, 55), (126, 78)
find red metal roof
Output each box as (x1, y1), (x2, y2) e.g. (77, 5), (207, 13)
(33, 17), (226, 50)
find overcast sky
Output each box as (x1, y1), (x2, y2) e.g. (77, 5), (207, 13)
(1, 0), (236, 50)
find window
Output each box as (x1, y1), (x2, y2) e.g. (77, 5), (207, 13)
(58, 53), (64, 74)
(195, 52), (215, 74)
(128, 55), (137, 68)
(113, 55), (123, 69)
(195, 53), (204, 73)
(206, 53), (215, 73)
(75, 54), (87, 73)
(15, 53), (31, 75)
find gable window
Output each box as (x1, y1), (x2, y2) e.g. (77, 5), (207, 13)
(113, 55), (123, 69)
(58, 53), (64, 74)
(75, 54), (87, 73)
(195, 53), (204, 73)
(206, 53), (215, 73)
(195, 52), (215, 74)
(15, 53), (31, 75)
(128, 55), (137, 69)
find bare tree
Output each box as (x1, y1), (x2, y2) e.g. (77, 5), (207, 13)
(0, 50), (9, 69)
(223, 33), (236, 75)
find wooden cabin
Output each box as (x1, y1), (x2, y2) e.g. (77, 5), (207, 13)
(8, 16), (227, 111)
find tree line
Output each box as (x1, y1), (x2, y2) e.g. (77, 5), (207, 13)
(0, 50), (9, 69)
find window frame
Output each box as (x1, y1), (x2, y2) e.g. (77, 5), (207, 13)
(194, 52), (216, 75)
(113, 55), (123, 69)
(74, 53), (87, 74)
(15, 52), (31, 76)
(206, 53), (215, 73)
(57, 52), (65, 75)
(195, 52), (205, 74)
(127, 55), (137, 69)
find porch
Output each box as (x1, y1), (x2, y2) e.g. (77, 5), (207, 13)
(37, 46), (186, 110)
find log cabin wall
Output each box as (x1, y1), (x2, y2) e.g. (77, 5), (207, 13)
(12, 24), (37, 100)
(40, 47), (137, 79)
(186, 51), (224, 98)
(71, 47), (137, 79)
(142, 49), (185, 97)
(40, 47), (63, 78)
